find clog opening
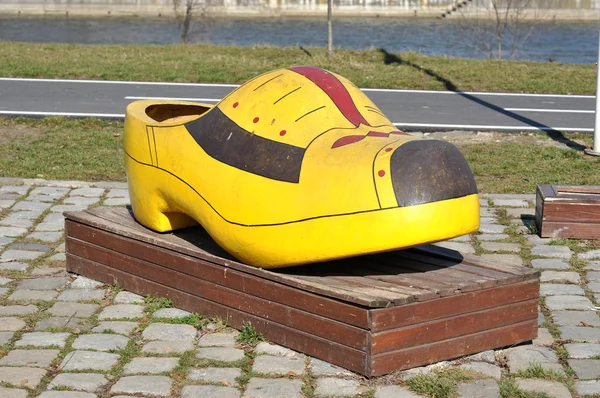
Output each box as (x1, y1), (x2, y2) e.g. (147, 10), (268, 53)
(146, 104), (210, 123)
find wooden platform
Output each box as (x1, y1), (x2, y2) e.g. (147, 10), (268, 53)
(536, 184), (600, 239)
(65, 207), (540, 377)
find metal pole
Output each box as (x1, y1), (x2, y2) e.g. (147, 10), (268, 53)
(586, 30), (600, 156)
(327, 0), (333, 60)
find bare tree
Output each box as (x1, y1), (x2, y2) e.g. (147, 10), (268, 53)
(327, 0), (333, 59)
(457, 0), (539, 60)
(173, 0), (209, 44)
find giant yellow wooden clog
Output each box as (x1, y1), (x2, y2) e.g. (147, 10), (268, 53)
(124, 67), (479, 268)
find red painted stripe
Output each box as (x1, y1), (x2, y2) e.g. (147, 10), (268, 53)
(331, 135), (365, 148)
(289, 66), (371, 127)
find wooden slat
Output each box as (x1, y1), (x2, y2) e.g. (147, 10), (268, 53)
(370, 280), (539, 332)
(66, 221), (370, 327)
(67, 236), (369, 350)
(554, 185), (600, 195)
(67, 253), (369, 375)
(370, 320), (537, 376)
(371, 299), (537, 354)
(541, 203), (600, 222)
(540, 221), (600, 240)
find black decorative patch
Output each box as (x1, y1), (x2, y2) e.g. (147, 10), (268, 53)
(185, 108), (305, 183)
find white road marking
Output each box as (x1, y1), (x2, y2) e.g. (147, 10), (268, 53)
(504, 108), (594, 114)
(393, 122), (593, 132)
(125, 96), (220, 102)
(0, 110), (124, 118)
(0, 77), (594, 99)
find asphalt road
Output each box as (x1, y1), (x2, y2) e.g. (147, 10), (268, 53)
(0, 77), (595, 132)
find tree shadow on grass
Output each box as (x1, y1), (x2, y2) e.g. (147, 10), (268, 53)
(378, 48), (586, 152)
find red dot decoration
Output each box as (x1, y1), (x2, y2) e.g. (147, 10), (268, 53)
(279, 130), (287, 136)
(378, 170), (386, 177)
(385, 148), (393, 152)
(253, 117), (260, 123)
(233, 102), (239, 108)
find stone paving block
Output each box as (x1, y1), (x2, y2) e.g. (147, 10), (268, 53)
(559, 326), (600, 342)
(0, 249), (44, 261)
(15, 332), (70, 348)
(12, 201), (51, 212)
(576, 380), (600, 396)
(106, 188), (129, 198)
(9, 243), (50, 252)
(0, 236), (14, 247)
(72, 333), (130, 351)
(27, 231), (63, 243)
(92, 321), (138, 335)
(0, 349), (60, 367)
(315, 377), (362, 397)
(477, 254), (523, 266)
(49, 302), (99, 318)
(197, 347), (245, 362)
(0, 276), (12, 285)
(505, 346), (559, 374)
(310, 358), (354, 376)
(435, 241), (475, 254)
(188, 367), (241, 386)
(0, 317), (27, 331)
(57, 289), (105, 302)
(70, 187), (105, 197)
(587, 261), (600, 271)
(152, 308), (191, 319)
(98, 304), (144, 320)
(565, 343), (600, 358)
(110, 375), (172, 397)
(256, 342), (298, 357)
(244, 378), (303, 398)
(142, 322), (197, 340)
(0, 367), (47, 388)
(567, 359), (600, 379)
(31, 267), (65, 276)
(540, 271), (580, 284)
(64, 197), (100, 206)
(588, 283), (600, 294)
(123, 357), (179, 374)
(0, 304), (38, 315)
(181, 385), (240, 398)
(103, 197), (130, 206)
(18, 277), (69, 290)
(51, 205), (88, 213)
(546, 295), (592, 310)
(0, 331), (14, 346)
(506, 207), (536, 217)
(70, 276), (104, 289)
(60, 350), (120, 371)
(46, 390), (96, 398)
(114, 291), (144, 304)
(457, 379), (500, 398)
(9, 289), (59, 301)
(493, 198), (529, 207)
(29, 186), (69, 198)
(0, 217), (33, 229)
(253, 355), (305, 375)
(516, 379), (571, 398)
(35, 222), (64, 232)
(48, 372), (109, 392)
(141, 340), (194, 354)
(479, 224), (506, 234)
(579, 250), (600, 260)
(198, 331), (239, 347)
(375, 385), (424, 398)
(533, 328), (554, 346)
(475, 233), (509, 241)
(9, 209), (45, 219)
(450, 234), (471, 242)
(94, 181), (127, 189)
(460, 361), (502, 379)
(527, 235), (552, 246)
(34, 317), (91, 332)
(552, 311), (600, 326)
(47, 253), (66, 261)
(0, 185), (28, 195)
(532, 245), (572, 259)
(480, 242), (520, 253)
(0, 262), (28, 271)
(0, 287), (7, 296)
(531, 259), (570, 270)
(540, 284), (584, 296)
(0, 387), (27, 398)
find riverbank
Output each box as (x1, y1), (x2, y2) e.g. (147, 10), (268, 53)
(0, 4), (598, 20)
(0, 42), (595, 94)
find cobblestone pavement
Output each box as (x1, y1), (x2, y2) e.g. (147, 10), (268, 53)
(0, 177), (599, 397)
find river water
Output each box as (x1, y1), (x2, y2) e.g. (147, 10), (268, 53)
(0, 16), (598, 64)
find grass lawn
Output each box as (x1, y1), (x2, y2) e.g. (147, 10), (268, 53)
(0, 42), (595, 94)
(1, 117), (597, 194)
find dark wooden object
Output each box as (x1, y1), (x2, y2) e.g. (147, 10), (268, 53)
(536, 184), (600, 239)
(65, 207), (539, 377)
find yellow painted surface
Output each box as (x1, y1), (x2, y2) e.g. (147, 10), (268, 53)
(124, 67), (480, 268)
